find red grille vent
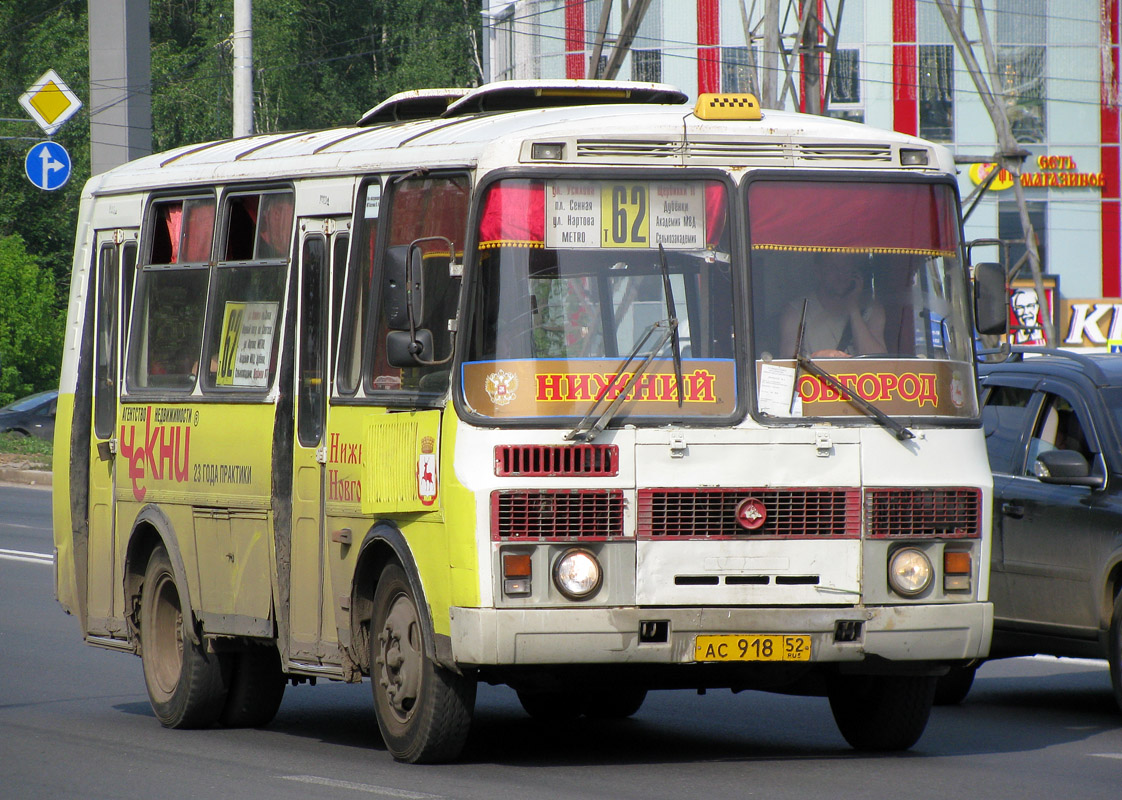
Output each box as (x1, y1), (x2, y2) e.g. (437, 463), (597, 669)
(494, 444), (619, 477)
(491, 489), (625, 540)
(865, 488), (981, 538)
(637, 488), (860, 539)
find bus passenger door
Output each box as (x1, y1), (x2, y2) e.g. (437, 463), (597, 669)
(87, 229), (138, 637)
(289, 218), (348, 659)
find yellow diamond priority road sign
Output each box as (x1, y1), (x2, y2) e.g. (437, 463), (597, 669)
(19, 69), (82, 136)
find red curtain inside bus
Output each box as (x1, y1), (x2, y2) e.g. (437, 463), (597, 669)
(747, 181), (958, 256)
(389, 177), (471, 253)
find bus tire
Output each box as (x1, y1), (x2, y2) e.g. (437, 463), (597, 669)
(584, 687), (647, 719)
(370, 563), (475, 763)
(827, 674), (935, 751)
(1109, 591), (1122, 713)
(140, 545), (228, 729)
(933, 663), (978, 706)
(220, 646), (286, 728)
(516, 689), (583, 721)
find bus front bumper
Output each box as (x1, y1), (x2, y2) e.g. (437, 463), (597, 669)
(448, 603), (992, 666)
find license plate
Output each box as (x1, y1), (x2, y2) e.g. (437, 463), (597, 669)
(695, 634), (812, 662)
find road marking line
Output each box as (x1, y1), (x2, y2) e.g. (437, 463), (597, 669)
(280, 775), (446, 798)
(1090, 754), (1122, 760)
(0, 548), (53, 566)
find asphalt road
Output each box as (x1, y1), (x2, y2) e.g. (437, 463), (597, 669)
(2, 482), (1121, 799)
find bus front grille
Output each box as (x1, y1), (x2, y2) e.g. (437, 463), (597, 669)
(637, 488), (861, 539)
(491, 489), (625, 541)
(865, 488), (982, 538)
(494, 444), (619, 477)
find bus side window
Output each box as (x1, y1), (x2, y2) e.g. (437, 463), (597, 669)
(337, 182), (380, 396)
(298, 235), (327, 446)
(367, 174), (470, 399)
(202, 189), (293, 391)
(127, 196), (215, 391)
(330, 232), (349, 395)
(94, 242), (118, 438)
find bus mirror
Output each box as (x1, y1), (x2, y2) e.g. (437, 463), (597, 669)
(973, 262), (1007, 336)
(383, 245), (423, 330)
(386, 328), (434, 367)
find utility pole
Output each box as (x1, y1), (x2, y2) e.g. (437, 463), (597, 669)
(934, 0), (1055, 344)
(761, 0), (780, 108)
(750, 0), (843, 114)
(87, 0), (151, 174)
(588, 0), (615, 80)
(233, 0), (254, 138)
(601, 0), (655, 81)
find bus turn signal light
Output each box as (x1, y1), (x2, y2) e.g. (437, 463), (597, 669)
(944, 551), (971, 592)
(503, 551), (532, 596)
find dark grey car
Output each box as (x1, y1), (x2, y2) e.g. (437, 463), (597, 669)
(0, 390), (58, 441)
(937, 349), (1122, 708)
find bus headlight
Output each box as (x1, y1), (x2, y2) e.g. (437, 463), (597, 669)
(553, 549), (602, 600)
(888, 548), (932, 597)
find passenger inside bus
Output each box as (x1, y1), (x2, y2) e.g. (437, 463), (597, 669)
(777, 251), (887, 358)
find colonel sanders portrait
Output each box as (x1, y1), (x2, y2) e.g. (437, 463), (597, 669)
(1010, 287), (1046, 345)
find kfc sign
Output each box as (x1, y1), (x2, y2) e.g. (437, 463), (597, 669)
(1061, 298), (1122, 347)
(1006, 276), (1058, 346)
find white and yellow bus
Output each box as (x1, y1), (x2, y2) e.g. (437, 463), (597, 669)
(54, 80), (1007, 762)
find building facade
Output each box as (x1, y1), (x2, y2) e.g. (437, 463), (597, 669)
(484, 0), (1122, 341)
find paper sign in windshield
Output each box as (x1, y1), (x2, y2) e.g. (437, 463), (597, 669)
(216, 301), (278, 388)
(545, 180), (707, 250)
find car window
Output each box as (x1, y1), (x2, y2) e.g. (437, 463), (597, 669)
(1103, 387), (1122, 448)
(981, 383), (1034, 474)
(2, 391), (54, 413)
(1025, 393), (1094, 476)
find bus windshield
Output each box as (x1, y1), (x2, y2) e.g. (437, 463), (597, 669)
(748, 178), (978, 421)
(462, 177), (738, 422)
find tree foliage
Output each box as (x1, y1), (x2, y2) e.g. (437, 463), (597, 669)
(0, 1), (482, 396)
(0, 234), (63, 405)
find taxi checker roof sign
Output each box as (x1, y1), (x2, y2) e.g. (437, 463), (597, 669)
(19, 69), (82, 135)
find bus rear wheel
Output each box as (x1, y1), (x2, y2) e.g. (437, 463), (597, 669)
(220, 645), (286, 728)
(370, 563), (475, 763)
(827, 673), (935, 751)
(140, 545), (228, 728)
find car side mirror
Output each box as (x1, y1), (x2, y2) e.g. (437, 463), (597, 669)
(1034, 449), (1105, 488)
(973, 262), (1007, 336)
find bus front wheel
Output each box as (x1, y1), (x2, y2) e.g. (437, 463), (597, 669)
(370, 563), (475, 763)
(139, 545), (228, 728)
(827, 673), (935, 751)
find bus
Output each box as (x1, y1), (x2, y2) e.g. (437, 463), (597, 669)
(54, 80), (1007, 763)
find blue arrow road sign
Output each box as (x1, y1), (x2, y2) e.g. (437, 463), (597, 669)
(25, 141), (71, 190)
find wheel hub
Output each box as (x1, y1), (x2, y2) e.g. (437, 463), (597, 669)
(377, 594), (422, 722)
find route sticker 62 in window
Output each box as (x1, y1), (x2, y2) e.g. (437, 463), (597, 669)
(545, 180), (708, 250)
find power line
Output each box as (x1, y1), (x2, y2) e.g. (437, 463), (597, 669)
(484, 16), (1118, 111)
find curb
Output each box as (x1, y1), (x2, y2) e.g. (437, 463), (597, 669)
(0, 468), (52, 487)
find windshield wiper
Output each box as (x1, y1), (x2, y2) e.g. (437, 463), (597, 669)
(791, 305), (914, 442)
(658, 244), (684, 408)
(564, 318), (677, 443)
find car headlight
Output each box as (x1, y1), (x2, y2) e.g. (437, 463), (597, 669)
(553, 548), (602, 600)
(888, 547), (933, 597)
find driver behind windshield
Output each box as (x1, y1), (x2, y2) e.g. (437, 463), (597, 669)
(779, 251), (886, 358)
